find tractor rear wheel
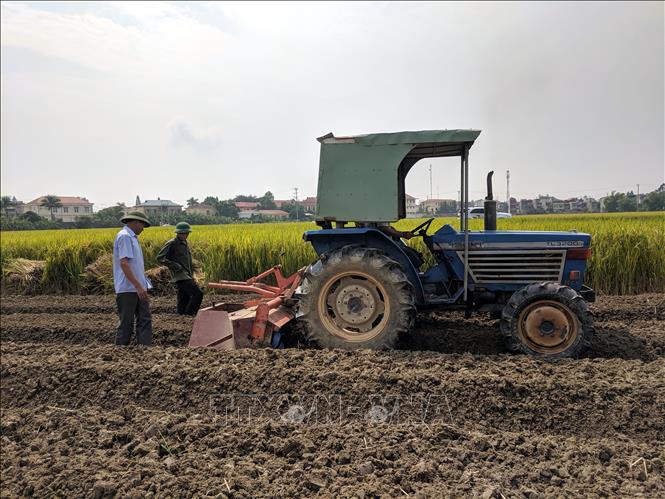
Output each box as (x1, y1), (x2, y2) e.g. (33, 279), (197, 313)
(500, 282), (594, 359)
(298, 246), (416, 350)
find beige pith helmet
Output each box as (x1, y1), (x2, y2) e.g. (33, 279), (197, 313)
(120, 211), (152, 227)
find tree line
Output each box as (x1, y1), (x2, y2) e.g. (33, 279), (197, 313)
(602, 185), (665, 212)
(0, 191), (309, 231)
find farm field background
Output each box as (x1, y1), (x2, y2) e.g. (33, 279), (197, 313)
(1, 212), (664, 295)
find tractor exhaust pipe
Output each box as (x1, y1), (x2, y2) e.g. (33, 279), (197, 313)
(484, 171), (497, 231)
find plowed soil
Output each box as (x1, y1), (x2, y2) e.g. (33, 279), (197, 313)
(1, 294), (664, 498)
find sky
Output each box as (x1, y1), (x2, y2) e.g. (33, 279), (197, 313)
(1, 1), (663, 210)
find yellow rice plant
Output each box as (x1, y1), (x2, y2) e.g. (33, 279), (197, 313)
(1, 212), (663, 295)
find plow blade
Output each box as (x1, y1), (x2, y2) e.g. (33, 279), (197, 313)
(190, 303), (296, 350)
(189, 307), (236, 350)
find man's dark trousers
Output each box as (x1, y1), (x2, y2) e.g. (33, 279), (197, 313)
(176, 279), (203, 316)
(115, 292), (152, 345)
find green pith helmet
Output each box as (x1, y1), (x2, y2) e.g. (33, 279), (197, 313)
(175, 222), (192, 233)
(120, 211), (151, 227)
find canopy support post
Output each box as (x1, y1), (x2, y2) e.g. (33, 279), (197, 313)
(462, 145), (470, 302)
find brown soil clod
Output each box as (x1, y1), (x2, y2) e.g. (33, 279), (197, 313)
(0, 293), (664, 496)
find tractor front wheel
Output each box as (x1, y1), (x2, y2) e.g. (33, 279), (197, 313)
(500, 282), (594, 359)
(298, 246), (416, 350)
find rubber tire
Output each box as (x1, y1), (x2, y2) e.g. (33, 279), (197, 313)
(500, 282), (594, 359)
(297, 246), (416, 350)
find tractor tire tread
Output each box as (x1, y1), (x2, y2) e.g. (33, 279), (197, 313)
(297, 245), (416, 350)
(500, 281), (594, 359)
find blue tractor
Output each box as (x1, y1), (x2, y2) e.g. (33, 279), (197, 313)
(190, 129), (595, 359)
(295, 130), (595, 358)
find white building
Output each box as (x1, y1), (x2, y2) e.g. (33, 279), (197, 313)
(185, 203), (216, 216)
(21, 196), (93, 222)
(133, 199), (183, 222)
(405, 194), (418, 216)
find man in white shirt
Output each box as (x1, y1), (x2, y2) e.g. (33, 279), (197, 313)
(113, 211), (153, 345)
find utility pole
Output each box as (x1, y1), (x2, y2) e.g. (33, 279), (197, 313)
(637, 184), (640, 211)
(429, 164), (433, 200)
(294, 187), (299, 221)
(506, 170), (511, 215)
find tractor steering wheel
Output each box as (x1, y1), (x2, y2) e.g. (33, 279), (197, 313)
(409, 218), (435, 237)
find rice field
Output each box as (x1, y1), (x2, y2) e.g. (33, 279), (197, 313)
(1, 212), (663, 295)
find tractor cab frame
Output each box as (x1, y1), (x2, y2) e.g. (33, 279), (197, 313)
(300, 129), (596, 357)
(310, 129), (594, 306)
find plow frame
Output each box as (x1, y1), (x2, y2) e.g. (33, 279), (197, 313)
(190, 265), (304, 349)
(208, 265), (304, 343)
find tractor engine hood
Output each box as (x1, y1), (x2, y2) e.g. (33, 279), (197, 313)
(431, 224), (591, 251)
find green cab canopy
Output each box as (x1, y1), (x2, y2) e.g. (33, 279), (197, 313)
(315, 129), (481, 223)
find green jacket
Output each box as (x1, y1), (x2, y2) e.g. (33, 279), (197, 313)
(156, 237), (193, 282)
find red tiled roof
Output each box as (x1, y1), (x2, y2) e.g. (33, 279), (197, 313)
(235, 201), (260, 208)
(27, 196), (92, 206)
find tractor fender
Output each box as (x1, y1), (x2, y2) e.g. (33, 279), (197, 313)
(303, 228), (425, 304)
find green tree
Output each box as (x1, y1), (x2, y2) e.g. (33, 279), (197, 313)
(279, 201), (298, 220)
(436, 200), (458, 215)
(258, 191), (276, 210)
(217, 200), (239, 218)
(91, 203), (126, 226)
(0, 196), (15, 217)
(618, 191), (637, 212)
(187, 197), (198, 207)
(20, 211), (44, 223)
(644, 185), (665, 211)
(234, 194), (258, 202)
(74, 217), (94, 228)
(40, 195), (62, 221)
(603, 191), (622, 212)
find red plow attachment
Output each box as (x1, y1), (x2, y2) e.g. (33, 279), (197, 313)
(189, 265), (304, 350)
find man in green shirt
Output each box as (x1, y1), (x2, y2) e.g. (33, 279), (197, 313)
(156, 222), (203, 315)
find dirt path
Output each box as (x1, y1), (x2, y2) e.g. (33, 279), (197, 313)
(1, 294), (664, 497)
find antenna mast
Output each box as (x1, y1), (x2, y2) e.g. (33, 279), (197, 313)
(429, 164), (433, 200)
(506, 170), (511, 215)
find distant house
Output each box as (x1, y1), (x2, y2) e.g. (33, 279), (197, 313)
(517, 199), (538, 214)
(273, 200), (291, 209)
(509, 197), (518, 214)
(569, 196), (599, 212)
(235, 201), (260, 211)
(21, 196), (93, 222)
(300, 197), (317, 213)
(419, 198), (456, 214)
(185, 203), (216, 216)
(238, 209), (289, 220)
(534, 195), (560, 213)
(552, 200), (567, 213)
(275, 197), (316, 212)
(405, 194), (418, 216)
(2, 196), (23, 218)
(133, 198), (182, 223)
